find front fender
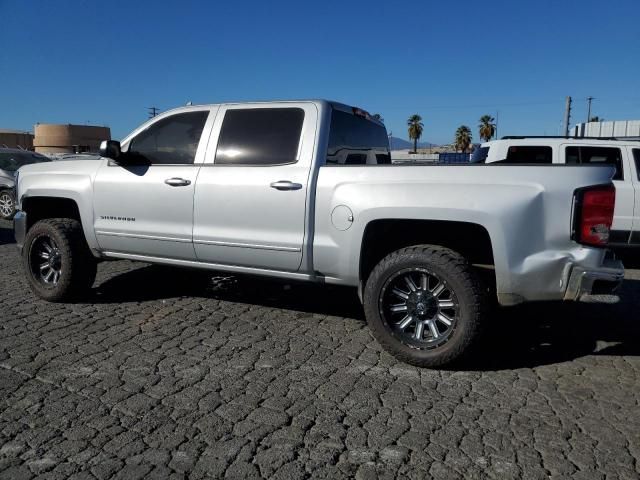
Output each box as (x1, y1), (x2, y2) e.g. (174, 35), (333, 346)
(19, 178), (99, 252)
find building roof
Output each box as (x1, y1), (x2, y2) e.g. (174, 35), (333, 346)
(0, 129), (33, 135)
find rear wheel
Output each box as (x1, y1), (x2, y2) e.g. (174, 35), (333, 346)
(364, 245), (487, 368)
(0, 190), (15, 220)
(22, 218), (97, 302)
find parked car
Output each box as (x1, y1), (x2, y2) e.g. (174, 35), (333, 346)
(13, 101), (624, 367)
(49, 153), (102, 161)
(473, 136), (640, 247)
(0, 148), (51, 219)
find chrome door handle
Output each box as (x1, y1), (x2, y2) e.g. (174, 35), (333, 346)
(270, 180), (302, 191)
(164, 177), (191, 187)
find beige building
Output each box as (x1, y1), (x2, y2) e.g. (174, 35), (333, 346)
(33, 124), (111, 154)
(0, 129), (34, 150)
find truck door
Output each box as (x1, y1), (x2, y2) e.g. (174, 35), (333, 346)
(93, 108), (215, 259)
(192, 103), (316, 272)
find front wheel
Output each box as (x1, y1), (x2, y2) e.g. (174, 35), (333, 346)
(22, 218), (97, 302)
(364, 245), (487, 368)
(0, 190), (15, 220)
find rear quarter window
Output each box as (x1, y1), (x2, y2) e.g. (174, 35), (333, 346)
(633, 149), (640, 181)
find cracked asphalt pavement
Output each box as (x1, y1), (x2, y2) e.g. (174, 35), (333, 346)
(0, 220), (639, 479)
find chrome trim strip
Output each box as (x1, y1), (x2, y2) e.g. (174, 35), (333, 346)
(100, 251), (332, 282)
(193, 239), (300, 252)
(95, 230), (192, 243)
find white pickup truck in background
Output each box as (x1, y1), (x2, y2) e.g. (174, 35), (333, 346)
(13, 101), (625, 367)
(473, 137), (640, 247)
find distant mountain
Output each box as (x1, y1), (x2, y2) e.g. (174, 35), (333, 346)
(388, 136), (433, 150)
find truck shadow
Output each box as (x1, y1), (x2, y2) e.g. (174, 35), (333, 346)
(616, 250), (640, 269)
(92, 265), (640, 370)
(469, 279), (640, 370)
(92, 264), (365, 320)
(0, 223), (15, 245)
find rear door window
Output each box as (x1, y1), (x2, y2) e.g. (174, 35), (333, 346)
(215, 108), (304, 165)
(504, 146), (552, 164)
(326, 110), (390, 165)
(566, 146), (623, 180)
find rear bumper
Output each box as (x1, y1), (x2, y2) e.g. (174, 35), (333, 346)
(563, 258), (624, 301)
(14, 211), (26, 252)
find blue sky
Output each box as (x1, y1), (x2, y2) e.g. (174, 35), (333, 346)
(1, 0), (639, 145)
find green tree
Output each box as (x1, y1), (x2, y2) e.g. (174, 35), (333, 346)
(407, 114), (424, 153)
(372, 113), (384, 123)
(478, 115), (496, 142)
(589, 116), (603, 122)
(455, 125), (472, 153)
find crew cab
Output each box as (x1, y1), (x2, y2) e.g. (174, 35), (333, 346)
(473, 136), (640, 247)
(13, 101), (624, 367)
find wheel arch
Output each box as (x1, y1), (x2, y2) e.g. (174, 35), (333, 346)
(21, 195), (99, 254)
(358, 218), (497, 299)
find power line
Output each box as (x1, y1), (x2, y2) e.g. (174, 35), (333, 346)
(415, 100), (561, 110)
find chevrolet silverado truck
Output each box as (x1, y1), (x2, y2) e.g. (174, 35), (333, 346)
(13, 100), (624, 367)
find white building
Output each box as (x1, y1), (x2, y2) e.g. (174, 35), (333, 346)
(573, 120), (640, 139)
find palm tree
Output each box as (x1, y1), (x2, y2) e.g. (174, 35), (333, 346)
(407, 114), (424, 153)
(478, 115), (496, 142)
(455, 125), (472, 153)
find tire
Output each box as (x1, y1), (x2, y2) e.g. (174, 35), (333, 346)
(22, 218), (97, 302)
(364, 245), (487, 368)
(0, 190), (15, 220)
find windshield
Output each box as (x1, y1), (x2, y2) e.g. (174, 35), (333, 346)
(470, 146), (489, 163)
(0, 151), (51, 172)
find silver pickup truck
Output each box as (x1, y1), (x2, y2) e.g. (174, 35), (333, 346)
(13, 100), (624, 367)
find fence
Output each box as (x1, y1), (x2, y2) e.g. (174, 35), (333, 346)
(437, 153), (471, 164)
(391, 151), (470, 164)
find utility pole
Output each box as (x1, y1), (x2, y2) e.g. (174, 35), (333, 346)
(148, 107), (160, 119)
(586, 96), (594, 123)
(563, 96), (572, 137)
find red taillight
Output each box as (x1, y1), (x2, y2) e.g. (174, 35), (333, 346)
(575, 186), (616, 246)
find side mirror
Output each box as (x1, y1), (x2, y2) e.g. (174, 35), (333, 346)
(99, 140), (121, 160)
